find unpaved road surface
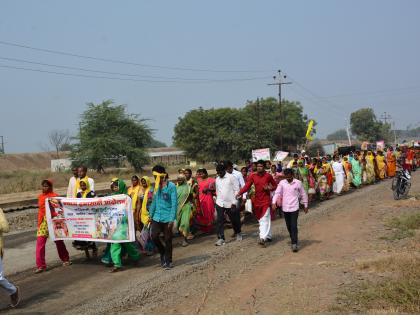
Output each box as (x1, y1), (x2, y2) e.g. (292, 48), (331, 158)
(0, 173), (419, 314)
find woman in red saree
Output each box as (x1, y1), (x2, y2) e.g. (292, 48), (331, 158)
(194, 168), (215, 233)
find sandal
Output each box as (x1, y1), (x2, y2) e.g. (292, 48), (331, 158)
(62, 261), (72, 267)
(35, 268), (46, 274)
(110, 266), (121, 273)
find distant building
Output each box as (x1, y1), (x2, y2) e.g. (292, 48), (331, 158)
(147, 147), (187, 166)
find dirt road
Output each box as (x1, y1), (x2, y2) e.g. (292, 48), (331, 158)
(0, 173), (419, 314)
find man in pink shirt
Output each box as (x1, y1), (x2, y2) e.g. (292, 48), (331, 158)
(272, 168), (308, 252)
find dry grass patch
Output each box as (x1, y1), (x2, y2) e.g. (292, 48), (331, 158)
(383, 212), (420, 240)
(338, 254), (420, 314)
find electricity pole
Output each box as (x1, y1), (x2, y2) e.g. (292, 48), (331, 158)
(380, 112), (391, 124)
(268, 70), (292, 150)
(345, 119), (352, 146)
(0, 136), (4, 154)
(392, 121), (397, 145)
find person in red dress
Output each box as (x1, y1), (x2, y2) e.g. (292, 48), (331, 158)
(237, 160), (277, 247)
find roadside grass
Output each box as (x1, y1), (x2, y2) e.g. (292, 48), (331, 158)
(0, 169), (132, 194)
(383, 212), (420, 240)
(0, 164), (214, 194)
(337, 254), (420, 314)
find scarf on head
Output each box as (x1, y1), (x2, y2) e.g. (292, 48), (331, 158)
(75, 176), (90, 197)
(140, 176), (151, 216)
(152, 171), (167, 194)
(128, 180), (141, 211)
(111, 178), (128, 195)
(79, 178), (92, 198)
(38, 189), (58, 227)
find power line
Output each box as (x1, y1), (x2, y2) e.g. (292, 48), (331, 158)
(285, 74), (349, 113)
(0, 40), (273, 73)
(0, 56), (270, 81)
(0, 63), (271, 84)
(318, 85), (420, 99)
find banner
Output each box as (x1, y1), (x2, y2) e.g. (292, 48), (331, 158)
(252, 148), (271, 162)
(45, 194), (135, 243)
(273, 151), (289, 162)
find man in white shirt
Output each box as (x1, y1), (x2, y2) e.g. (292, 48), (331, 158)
(215, 164), (241, 246)
(225, 161), (245, 189)
(66, 166), (79, 198)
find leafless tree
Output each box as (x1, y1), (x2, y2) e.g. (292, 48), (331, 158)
(49, 129), (70, 158)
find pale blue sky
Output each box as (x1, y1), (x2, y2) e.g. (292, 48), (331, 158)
(1, 0), (419, 153)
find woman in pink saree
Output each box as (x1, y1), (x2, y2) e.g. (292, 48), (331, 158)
(195, 168), (215, 233)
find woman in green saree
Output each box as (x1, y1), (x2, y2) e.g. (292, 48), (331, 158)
(101, 178), (140, 272)
(350, 154), (362, 188)
(176, 174), (194, 247)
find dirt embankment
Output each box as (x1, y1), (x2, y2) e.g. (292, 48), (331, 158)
(0, 151), (68, 172)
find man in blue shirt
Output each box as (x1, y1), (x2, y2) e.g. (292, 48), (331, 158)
(149, 165), (178, 270)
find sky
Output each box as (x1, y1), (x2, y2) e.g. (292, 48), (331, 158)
(1, 0), (419, 153)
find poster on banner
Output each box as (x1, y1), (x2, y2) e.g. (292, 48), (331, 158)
(376, 140), (385, 151)
(45, 194), (135, 243)
(273, 151), (289, 161)
(252, 148), (271, 162)
(361, 141), (369, 150)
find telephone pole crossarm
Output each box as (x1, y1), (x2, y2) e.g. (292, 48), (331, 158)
(267, 70), (292, 150)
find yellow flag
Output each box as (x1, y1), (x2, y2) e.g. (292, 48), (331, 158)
(305, 120), (314, 141)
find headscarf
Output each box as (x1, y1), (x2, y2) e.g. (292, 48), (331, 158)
(110, 178), (128, 195)
(79, 178), (92, 198)
(140, 176), (151, 220)
(38, 180), (58, 227)
(152, 171), (167, 193)
(75, 176), (90, 197)
(127, 176), (140, 211)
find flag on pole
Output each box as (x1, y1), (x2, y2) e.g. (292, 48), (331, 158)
(305, 120), (314, 141)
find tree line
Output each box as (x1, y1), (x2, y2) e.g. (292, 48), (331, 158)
(60, 99), (399, 171)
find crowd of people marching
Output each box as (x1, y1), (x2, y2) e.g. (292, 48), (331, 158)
(0, 144), (417, 308)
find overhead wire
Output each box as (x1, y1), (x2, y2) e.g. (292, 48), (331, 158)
(0, 40), (273, 73)
(0, 56), (271, 82)
(0, 63), (271, 84)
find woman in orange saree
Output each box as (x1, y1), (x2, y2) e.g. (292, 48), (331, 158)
(386, 148), (397, 177)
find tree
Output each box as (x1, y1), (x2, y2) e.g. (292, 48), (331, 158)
(71, 100), (152, 171)
(350, 108), (391, 142)
(173, 97), (311, 162)
(49, 129), (70, 158)
(326, 129), (348, 141)
(147, 138), (167, 148)
(173, 107), (245, 161)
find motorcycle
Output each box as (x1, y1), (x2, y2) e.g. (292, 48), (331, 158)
(392, 166), (411, 200)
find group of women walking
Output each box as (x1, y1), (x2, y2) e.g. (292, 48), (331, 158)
(34, 145), (414, 273)
(271, 146), (410, 206)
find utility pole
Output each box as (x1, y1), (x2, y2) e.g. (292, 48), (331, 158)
(392, 121), (397, 145)
(0, 136), (4, 154)
(268, 70), (292, 150)
(255, 97), (261, 143)
(380, 112), (392, 124)
(345, 119), (352, 146)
